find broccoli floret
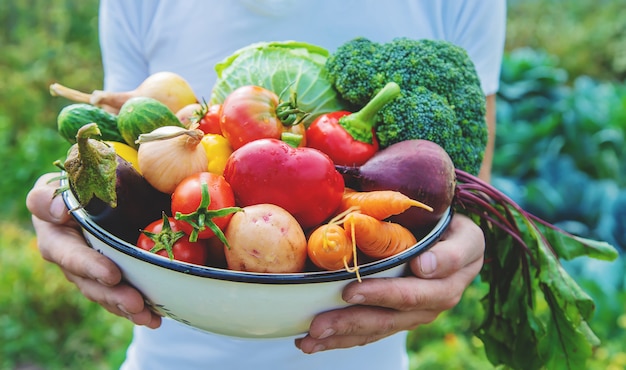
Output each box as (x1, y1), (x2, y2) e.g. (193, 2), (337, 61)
(376, 87), (470, 169)
(325, 37), (387, 106)
(324, 37), (488, 175)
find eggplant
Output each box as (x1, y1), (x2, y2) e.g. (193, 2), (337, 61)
(64, 123), (170, 243)
(76, 156), (171, 243)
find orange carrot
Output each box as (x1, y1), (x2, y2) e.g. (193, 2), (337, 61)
(307, 223), (353, 271)
(343, 212), (417, 259)
(338, 190), (433, 220)
(306, 207), (361, 281)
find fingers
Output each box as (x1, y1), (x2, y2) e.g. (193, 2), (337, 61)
(337, 214), (484, 313)
(26, 172), (162, 328)
(296, 214), (486, 354)
(296, 304), (439, 353)
(298, 260), (482, 353)
(30, 211), (161, 327)
(30, 212), (123, 285)
(28, 173), (123, 285)
(410, 213), (485, 279)
(26, 173), (73, 224)
(341, 273), (469, 313)
(67, 271), (162, 328)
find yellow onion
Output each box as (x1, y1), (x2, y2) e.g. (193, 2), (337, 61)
(137, 126), (208, 193)
(50, 71), (198, 114)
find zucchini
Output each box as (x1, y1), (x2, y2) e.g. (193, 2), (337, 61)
(57, 103), (123, 144)
(117, 96), (184, 148)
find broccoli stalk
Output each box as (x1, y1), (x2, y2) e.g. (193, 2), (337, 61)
(338, 82), (400, 144)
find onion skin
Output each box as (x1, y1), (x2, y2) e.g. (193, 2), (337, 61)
(336, 140), (456, 232)
(91, 71), (198, 114)
(137, 126), (208, 194)
(50, 71), (198, 115)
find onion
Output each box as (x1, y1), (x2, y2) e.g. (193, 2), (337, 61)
(137, 126), (208, 193)
(49, 71), (198, 114)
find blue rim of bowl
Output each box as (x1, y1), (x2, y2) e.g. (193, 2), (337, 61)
(62, 184), (453, 284)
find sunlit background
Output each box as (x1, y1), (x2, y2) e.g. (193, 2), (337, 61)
(1, 0), (624, 369)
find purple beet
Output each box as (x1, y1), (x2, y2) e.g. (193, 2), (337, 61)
(336, 139), (456, 232)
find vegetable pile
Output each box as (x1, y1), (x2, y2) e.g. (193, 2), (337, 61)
(50, 37), (618, 370)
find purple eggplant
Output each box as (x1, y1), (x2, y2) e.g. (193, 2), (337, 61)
(63, 123), (170, 243)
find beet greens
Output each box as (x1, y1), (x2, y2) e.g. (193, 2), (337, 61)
(455, 168), (618, 369)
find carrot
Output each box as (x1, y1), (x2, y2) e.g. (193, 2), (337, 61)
(307, 223), (352, 271)
(306, 207), (361, 281)
(343, 212), (417, 259)
(338, 189), (433, 220)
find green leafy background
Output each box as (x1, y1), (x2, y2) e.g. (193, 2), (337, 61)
(1, 0), (624, 369)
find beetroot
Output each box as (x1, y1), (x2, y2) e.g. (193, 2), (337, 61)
(336, 139), (455, 232)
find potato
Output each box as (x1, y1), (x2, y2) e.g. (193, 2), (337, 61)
(224, 204), (307, 273)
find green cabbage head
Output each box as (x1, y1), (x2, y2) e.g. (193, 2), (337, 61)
(210, 41), (349, 126)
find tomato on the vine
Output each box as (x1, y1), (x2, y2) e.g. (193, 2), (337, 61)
(219, 85), (307, 150)
(197, 103), (222, 135)
(171, 172), (241, 243)
(137, 213), (208, 265)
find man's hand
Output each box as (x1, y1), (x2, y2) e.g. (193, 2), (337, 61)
(295, 214), (484, 353)
(26, 173), (162, 328)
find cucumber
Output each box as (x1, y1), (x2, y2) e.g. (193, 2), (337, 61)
(57, 103), (123, 144)
(116, 96), (184, 148)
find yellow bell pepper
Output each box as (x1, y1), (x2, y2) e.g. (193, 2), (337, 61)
(106, 141), (140, 173)
(200, 134), (233, 175)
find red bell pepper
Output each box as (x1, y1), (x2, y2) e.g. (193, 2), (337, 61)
(306, 82), (400, 166)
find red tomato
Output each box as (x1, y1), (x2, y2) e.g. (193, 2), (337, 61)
(171, 172), (240, 241)
(137, 214), (208, 265)
(223, 139), (345, 229)
(219, 85), (283, 150)
(175, 103), (203, 127)
(197, 103), (222, 135)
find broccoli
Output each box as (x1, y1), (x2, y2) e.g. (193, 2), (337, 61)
(324, 37), (487, 175)
(324, 37), (386, 106)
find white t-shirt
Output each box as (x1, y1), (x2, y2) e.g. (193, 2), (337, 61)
(99, 1), (506, 369)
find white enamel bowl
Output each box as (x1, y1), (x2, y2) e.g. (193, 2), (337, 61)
(63, 188), (452, 339)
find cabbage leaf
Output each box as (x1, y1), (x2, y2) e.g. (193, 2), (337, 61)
(209, 41), (350, 126)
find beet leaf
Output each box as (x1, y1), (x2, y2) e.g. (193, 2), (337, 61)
(455, 169), (617, 370)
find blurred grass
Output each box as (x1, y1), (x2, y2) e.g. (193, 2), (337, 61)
(505, 0), (626, 82)
(0, 221), (133, 370)
(0, 0), (103, 223)
(1, 0), (625, 369)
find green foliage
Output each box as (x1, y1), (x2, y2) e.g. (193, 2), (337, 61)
(0, 221), (133, 370)
(407, 281), (493, 370)
(496, 48), (626, 184)
(490, 3), (626, 368)
(494, 47), (626, 251)
(0, 2), (134, 369)
(505, 0), (626, 82)
(0, 0), (103, 223)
